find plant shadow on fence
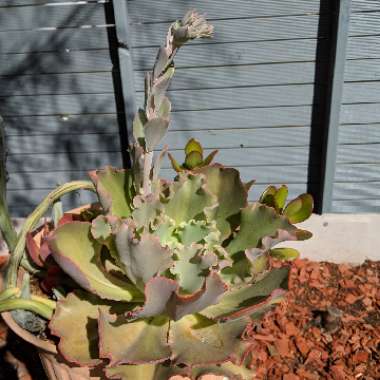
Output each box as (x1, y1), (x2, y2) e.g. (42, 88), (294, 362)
(0, 1), (128, 216)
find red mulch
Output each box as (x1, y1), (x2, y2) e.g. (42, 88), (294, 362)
(244, 259), (380, 379)
(0, 259), (379, 379)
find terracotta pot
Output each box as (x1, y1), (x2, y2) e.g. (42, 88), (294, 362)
(2, 311), (105, 380)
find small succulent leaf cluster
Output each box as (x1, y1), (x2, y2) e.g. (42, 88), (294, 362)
(168, 138), (219, 172)
(258, 185), (314, 262)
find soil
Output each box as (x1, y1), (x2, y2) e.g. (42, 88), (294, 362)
(0, 259), (379, 380)
(244, 259), (380, 379)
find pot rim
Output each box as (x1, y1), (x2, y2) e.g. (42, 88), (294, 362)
(1, 311), (57, 353)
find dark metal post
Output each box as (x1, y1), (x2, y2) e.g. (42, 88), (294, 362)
(112, 0), (136, 145)
(320, 0), (352, 213)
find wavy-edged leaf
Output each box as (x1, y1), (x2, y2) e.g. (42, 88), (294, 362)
(152, 215), (177, 247)
(115, 223), (172, 288)
(195, 165), (248, 238)
(171, 244), (218, 295)
(172, 272), (227, 321)
(48, 222), (140, 302)
(171, 245), (205, 293)
(99, 311), (170, 365)
(91, 215), (112, 240)
(89, 166), (134, 218)
(132, 273), (226, 321)
(283, 193), (314, 223)
(176, 221), (209, 246)
(226, 203), (311, 256)
(49, 291), (106, 366)
(144, 117), (170, 152)
(261, 228), (309, 250)
(164, 174), (216, 225)
(169, 314), (249, 366)
(201, 267), (289, 320)
(244, 249), (269, 277)
(270, 247), (300, 261)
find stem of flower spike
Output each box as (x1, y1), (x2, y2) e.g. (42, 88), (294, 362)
(6, 181), (96, 288)
(143, 151), (153, 195)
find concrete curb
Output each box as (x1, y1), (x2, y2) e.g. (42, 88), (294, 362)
(278, 213), (380, 264)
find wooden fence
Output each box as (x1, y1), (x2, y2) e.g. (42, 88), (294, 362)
(0, 0), (379, 216)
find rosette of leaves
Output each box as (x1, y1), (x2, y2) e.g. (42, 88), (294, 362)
(47, 161), (313, 379)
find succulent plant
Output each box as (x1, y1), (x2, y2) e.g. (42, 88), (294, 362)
(168, 138), (219, 172)
(0, 11), (314, 380)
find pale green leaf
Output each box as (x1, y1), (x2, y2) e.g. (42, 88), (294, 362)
(144, 117), (170, 151)
(270, 247), (300, 261)
(201, 267), (289, 320)
(99, 311), (170, 365)
(169, 314), (249, 366)
(176, 221), (209, 246)
(274, 185), (288, 210)
(132, 273), (226, 321)
(89, 166), (134, 218)
(105, 364), (157, 380)
(226, 203), (310, 256)
(91, 215), (112, 240)
(283, 193), (314, 223)
(171, 245), (209, 293)
(49, 291), (106, 366)
(195, 165), (248, 238)
(164, 174), (216, 225)
(49, 222), (140, 302)
(115, 223), (172, 288)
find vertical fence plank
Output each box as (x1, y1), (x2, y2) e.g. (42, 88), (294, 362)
(320, 0), (352, 213)
(112, 0), (137, 149)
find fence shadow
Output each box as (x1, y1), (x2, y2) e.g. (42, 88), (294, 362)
(0, 2), (125, 216)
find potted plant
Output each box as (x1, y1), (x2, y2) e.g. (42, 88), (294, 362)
(0, 11), (313, 380)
